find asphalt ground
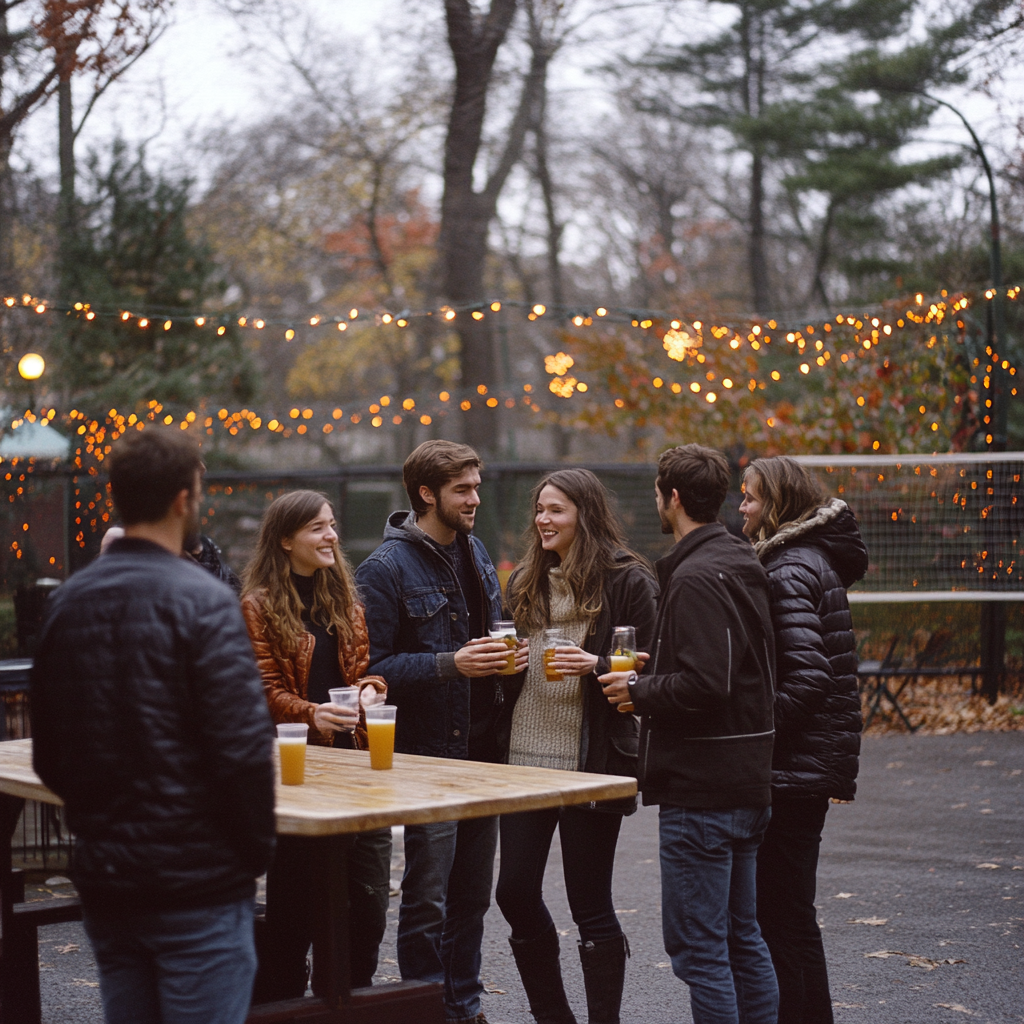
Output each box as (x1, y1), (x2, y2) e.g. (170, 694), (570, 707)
(33, 730), (1022, 1024)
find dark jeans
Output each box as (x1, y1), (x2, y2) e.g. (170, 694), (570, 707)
(254, 828), (391, 1000)
(83, 897), (256, 1024)
(496, 805), (624, 944)
(659, 805), (778, 1024)
(398, 816), (499, 1022)
(756, 795), (834, 1024)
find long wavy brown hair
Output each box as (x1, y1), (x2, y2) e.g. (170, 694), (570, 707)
(742, 457), (825, 542)
(242, 490), (359, 655)
(509, 469), (649, 634)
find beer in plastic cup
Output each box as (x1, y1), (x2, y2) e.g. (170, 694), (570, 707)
(490, 621), (518, 675)
(328, 687), (360, 731)
(366, 705), (397, 770)
(542, 627), (570, 681)
(610, 626), (637, 713)
(276, 723), (308, 785)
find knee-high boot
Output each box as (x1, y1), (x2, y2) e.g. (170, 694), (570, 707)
(508, 926), (578, 1024)
(577, 935), (629, 1024)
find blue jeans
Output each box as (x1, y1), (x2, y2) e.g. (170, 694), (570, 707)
(659, 806), (778, 1024)
(398, 816), (498, 1022)
(83, 897), (257, 1024)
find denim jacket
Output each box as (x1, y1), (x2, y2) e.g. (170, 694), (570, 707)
(355, 511), (504, 759)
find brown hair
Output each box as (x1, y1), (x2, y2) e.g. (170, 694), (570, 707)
(509, 469), (649, 634)
(108, 428), (203, 525)
(403, 440), (482, 514)
(742, 457), (824, 542)
(656, 444), (730, 524)
(242, 490), (359, 655)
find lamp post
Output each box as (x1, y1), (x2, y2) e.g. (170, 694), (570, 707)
(919, 94), (1007, 702)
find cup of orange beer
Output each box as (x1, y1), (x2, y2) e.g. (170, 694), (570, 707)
(276, 723), (308, 785)
(365, 705), (397, 770)
(542, 627), (572, 681)
(490, 621), (519, 675)
(609, 626), (638, 713)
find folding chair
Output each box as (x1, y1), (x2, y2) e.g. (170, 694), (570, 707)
(859, 635), (916, 731)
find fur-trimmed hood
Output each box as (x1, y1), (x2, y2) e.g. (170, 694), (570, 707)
(753, 497), (869, 589)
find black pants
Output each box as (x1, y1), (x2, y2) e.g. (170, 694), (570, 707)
(756, 795), (834, 1024)
(253, 828), (392, 1001)
(495, 805), (623, 945)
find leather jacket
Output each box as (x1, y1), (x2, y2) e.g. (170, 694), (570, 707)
(241, 591), (386, 750)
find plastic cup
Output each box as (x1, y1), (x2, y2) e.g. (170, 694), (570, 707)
(276, 723), (308, 785)
(328, 687), (361, 731)
(610, 626), (637, 713)
(489, 620), (518, 675)
(365, 705), (397, 770)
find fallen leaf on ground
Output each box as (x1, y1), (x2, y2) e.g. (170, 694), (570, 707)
(484, 986), (506, 994)
(976, 863), (1000, 869)
(71, 979), (99, 988)
(833, 892), (855, 899)
(864, 950), (966, 970)
(654, 962), (671, 969)
(54, 943), (79, 954)
(849, 917), (888, 926)
(833, 1002), (865, 1008)
(933, 1004), (977, 1015)
(614, 908), (637, 914)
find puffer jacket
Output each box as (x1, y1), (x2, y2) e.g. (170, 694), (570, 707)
(498, 554), (658, 813)
(241, 591), (386, 750)
(31, 537), (276, 914)
(355, 511), (504, 759)
(753, 498), (868, 801)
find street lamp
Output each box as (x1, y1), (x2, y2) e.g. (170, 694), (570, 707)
(18, 353), (45, 380)
(918, 93), (1007, 450)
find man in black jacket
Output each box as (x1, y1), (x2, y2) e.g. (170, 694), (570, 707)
(31, 429), (276, 1024)
(600, 444), (779, 1024)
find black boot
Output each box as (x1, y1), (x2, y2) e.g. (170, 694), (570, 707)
(577, 934), (629, 1024)
(508, 926), (578, 1024)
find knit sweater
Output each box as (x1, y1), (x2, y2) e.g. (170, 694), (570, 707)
(508, 569), (589, 772)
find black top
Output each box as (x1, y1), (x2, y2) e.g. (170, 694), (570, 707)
(429, 533), (497, 762)
(291, 573), (352, 749)
(30, 537), (276, 913)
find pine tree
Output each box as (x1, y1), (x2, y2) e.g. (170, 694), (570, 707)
(53, 140), (258, 415)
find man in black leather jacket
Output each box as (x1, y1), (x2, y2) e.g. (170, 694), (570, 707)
(31, 429), (276, 1024)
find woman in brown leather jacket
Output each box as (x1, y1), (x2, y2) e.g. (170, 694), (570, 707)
(241, 489), (390, 1001)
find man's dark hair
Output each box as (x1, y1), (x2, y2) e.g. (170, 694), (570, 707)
(108, 429), (203, 525)
(656, 444), (730, 524)
(403, 440), (482, 514)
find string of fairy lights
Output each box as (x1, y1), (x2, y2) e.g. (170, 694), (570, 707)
(1, 286), (1020, 455)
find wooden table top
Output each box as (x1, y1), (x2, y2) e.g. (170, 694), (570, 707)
(0, 740), (637, 836)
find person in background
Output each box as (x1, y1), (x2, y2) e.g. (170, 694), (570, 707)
(497, 468), (657, 1024)
(740, 457), (867, 1024)
(241, 489), (389, 1000)
(600, 444), (778, 1024)
(31, 428), (276, 1024)
(191, 533), (242, 593)
(355, 440), (527, 1024)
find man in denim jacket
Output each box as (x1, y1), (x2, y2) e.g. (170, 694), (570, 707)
(356, 440), (527, 1024)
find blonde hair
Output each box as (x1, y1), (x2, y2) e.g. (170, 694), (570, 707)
(242, 490), (359, 654)
(742, 457), (824, 542)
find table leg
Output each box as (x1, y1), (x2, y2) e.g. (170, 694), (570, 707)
(0, 793), (38, 1024)
(314, 833), (351, 1009)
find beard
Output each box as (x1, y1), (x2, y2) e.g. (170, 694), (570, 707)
(183, 503), (202, 553)
(437, 494), (475, 536)
(657, 504), (674, 535)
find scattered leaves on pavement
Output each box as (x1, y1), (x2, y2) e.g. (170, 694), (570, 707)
(864, 950), (966, 970)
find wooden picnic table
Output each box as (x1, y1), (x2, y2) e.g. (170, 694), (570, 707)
(0, 739), (637, 1024)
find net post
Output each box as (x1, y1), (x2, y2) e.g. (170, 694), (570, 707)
(979, 602), (1006, 705)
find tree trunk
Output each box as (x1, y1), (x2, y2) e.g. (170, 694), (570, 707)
(441, 0), (547, 456)
(748, 147), (769, 313)
(0, 129), (14, 296)
(58, 75), (76, 296)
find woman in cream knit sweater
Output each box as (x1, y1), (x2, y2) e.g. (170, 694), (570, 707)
(496, 469), (657, 1024)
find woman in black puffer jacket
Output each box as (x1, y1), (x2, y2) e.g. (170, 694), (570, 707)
(739, 456), (868, 1024)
